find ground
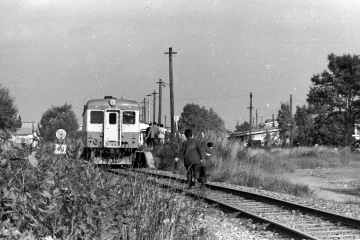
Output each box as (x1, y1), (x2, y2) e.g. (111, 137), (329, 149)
(281, 159), (360, 202)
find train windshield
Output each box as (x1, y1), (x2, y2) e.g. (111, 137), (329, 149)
(123, 111), (135, 124)
(90, 111), (103, 124)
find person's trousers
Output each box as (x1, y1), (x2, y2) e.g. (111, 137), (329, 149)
(185, 164), (205, 186)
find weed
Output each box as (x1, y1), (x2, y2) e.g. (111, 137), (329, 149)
(0, 141), (203, 239)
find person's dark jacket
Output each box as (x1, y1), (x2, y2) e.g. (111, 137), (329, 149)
(180, 137), (203, 166)
(145, 127), (151, 138)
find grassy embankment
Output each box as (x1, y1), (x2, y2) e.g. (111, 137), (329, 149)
(155, 133), (355, 198)
(0, 141), (204, 239)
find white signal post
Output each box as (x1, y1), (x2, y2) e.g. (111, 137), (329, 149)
(55, 129), (67, 154)
(56, 129), (66, 140)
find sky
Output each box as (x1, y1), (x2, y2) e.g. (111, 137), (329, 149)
(1, 0), (360, 130)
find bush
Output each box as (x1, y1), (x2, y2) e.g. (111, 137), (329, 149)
(0, 142), (202, 239)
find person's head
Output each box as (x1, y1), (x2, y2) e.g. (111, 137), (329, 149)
(207, 142), (213, 148)
(153, 122), (157, 126)
(160, 124), (164, 127)
(184, 129), (192, 138)
(149, 123), (152, 126)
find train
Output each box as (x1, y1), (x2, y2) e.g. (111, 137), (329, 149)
(81, 96), (143, 165)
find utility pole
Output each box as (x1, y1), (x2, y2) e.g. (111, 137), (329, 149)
(147, 94), (152, 124)
(152, 90), (158, 124)
(248, 92), (253, 146)
(156, 79), (166, 125)
(139, 104), (142, 122)
(164, 115), (167, 128)
(142, 98), (146, 123)
(256, 109), (258, 129)
(290, 94), (293, 146)
(165, 47), (177, 139)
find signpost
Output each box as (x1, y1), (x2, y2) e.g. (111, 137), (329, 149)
(56, 129), (66, 140)
(55, 129), (67, 154)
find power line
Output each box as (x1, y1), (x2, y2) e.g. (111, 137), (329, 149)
(162, 94), (249, 102)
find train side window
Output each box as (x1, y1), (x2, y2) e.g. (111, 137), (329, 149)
(109, 113), (117, 124)
(123, 111), (135, 124)
(90, 111), (103, 124)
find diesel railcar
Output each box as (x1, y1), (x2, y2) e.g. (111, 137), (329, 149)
(82, 96), (141, 165)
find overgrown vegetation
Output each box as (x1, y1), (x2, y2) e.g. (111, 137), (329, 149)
(155, 132), (356, 198)
(0, 142), (203, 239)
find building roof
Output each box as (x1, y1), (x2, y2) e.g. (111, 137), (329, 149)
(265, 119), (277, 123)
(16, 122), (36, 136)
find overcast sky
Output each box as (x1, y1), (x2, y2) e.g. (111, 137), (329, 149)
(1, 0), (360, 130)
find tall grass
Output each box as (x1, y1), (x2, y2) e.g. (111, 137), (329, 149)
(0, 142), (203, 239)
(155, 132), (356, 198)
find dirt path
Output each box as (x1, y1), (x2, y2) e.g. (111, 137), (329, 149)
(281, 160), (360, 202)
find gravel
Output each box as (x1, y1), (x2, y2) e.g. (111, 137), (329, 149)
(212, 181), (360, 220)
(148, 169), (360, 239)
(193, 180), (360, 239)
(195, 204), (291, 240)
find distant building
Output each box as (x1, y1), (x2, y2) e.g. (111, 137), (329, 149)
(13, 122), (39, 146)
(230, 127), (281, 146)
(264, 119), (278, 128)
(352, 122), (360, 140)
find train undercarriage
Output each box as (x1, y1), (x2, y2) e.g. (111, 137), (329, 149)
(81, 147), (136, 165)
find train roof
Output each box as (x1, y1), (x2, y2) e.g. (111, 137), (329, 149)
(84, 98), (140, 111)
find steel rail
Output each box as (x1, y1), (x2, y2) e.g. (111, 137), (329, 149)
(128, 169), (360, 239)
(134, 168), (360, 229)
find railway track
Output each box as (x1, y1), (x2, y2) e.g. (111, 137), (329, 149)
(110, 168), (360, 240)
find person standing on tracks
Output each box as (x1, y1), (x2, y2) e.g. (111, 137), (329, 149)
(175, 129), (205, 188)
(145, 123), (152, 147)
(157, 124), (165, 144)
(203, 142), (215, 184)
(146, 122), (159, 148)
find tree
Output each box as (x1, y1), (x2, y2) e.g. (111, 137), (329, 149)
(0, 84), (19, 137)
(294, 105), (314, 146)
(307, 53), (360, 145)
(40, 103), (79, 141)
(235, 121), (250, 132)
(178, 103), (226, 135)
(276, 102), (296, 146)
(311, 112), (345, 145)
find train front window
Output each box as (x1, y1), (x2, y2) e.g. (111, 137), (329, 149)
(123, 111), (135, 124)
(90, 111), (103, 124)
(109, 113), (117, 124)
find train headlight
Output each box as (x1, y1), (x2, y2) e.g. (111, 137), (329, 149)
(93, 139), (98, 145)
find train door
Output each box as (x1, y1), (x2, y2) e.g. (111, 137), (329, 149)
(103, 110), (120, 147)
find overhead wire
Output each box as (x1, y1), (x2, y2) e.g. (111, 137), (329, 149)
(161, 94), (249, 102)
